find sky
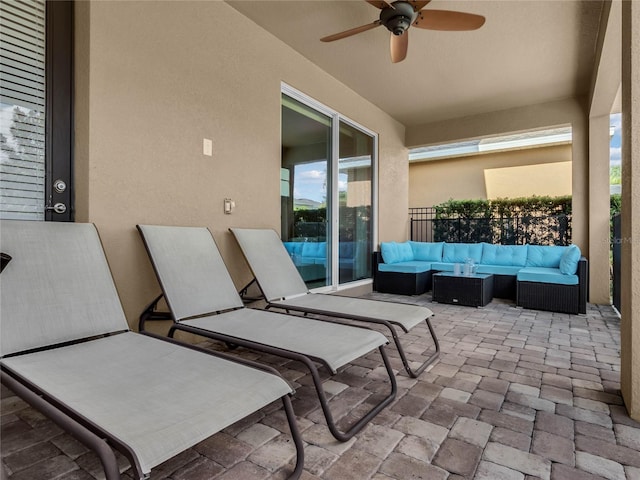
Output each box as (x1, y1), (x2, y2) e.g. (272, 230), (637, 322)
(293, 161), (347, 203)
(610, 112), (622, 166)
(292, 114), (623, 202)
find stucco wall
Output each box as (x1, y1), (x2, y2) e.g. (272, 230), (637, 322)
(409, 144), (572, 208)
(621, 0), (640, 421)
(406, 97), (589, 258)
(73, 1), (407, 329)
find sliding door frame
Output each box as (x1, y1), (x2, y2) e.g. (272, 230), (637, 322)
(281, 83), (379, 291)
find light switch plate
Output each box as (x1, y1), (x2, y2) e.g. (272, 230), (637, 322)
(203, 138), (213, 156)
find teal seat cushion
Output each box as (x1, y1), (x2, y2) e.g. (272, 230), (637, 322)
(378, 261), (432, 274)
(525, 245), (568, 268)
(517, 267), (578, 285)
(559, 244), (581, 274)
(408, 241), (444, 262)
(481, 244), (528, 267)
(380, 241), (414, 264)
(442, 243), (483, 264)
(430, 262), (455, 272)
(475, 265), (522, 276)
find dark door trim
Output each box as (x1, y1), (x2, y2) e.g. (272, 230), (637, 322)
(45, 0), (74, 221)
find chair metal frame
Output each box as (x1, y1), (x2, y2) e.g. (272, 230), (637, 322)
(0, 221), (305, 480)
(230, 228), (440, 379)
(2, 332), (306, 480)
(138, 225), (398, 442)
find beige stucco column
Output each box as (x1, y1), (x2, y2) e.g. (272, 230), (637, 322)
(588, 0), (621, 305)
(620, 0), (640, 421)
(588, 114), (614, 305)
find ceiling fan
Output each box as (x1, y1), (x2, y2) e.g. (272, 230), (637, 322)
(320, 0), (485, 63)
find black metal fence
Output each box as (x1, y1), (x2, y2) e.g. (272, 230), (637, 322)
(409, 207), (572, 246)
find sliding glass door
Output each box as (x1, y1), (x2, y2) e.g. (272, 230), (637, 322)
(338, 120), (373, 283)
(281, 86), (376, 289)
(281, 94), (331, 288)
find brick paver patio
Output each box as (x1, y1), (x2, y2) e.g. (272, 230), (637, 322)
(2, 293), (638, 480)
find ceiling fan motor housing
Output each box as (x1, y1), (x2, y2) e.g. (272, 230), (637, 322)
(380, 2), (417, 35)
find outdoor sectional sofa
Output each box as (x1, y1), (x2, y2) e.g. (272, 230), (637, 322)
(373, 241), (588, 315)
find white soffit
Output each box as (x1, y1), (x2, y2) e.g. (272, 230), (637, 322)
(408, 126), (573, 162)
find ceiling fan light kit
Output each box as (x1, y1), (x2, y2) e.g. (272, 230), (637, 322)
(321, 0), (486, 63)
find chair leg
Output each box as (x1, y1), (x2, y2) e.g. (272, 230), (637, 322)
(389, 316), (440, 378)
(281, 394), (305, 480)
(1, 371), (127, 480)
(172, 323), (397, 442)
(302, 345), (397, 442)
(352, 316), (440, 378)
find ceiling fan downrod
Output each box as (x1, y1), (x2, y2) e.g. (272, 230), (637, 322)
(380, 1), (417, 35)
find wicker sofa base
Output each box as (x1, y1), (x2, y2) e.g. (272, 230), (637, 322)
(517, 281), (582, 315)
(375, 269), (515, 300)
(492, 274), (517, 300)
(374, 270), (432, 295)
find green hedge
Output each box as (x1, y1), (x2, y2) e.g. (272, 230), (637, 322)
(432, 196), (572, 245)
(434, 195), (572, 218)
(610, 193), (621, 216)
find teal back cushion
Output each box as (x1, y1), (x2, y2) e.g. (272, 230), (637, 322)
(380, 242), (413, 264)
(559, 244), (581, 274)
(301, 242), (326, 258)
(442, 243), (483, 263)
(481, 244), (528, 266)
(526, 245), (567, 268)
(283, 242), (304, 256)
(409, 241), (444, 262)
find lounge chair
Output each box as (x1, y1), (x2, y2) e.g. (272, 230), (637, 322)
(0, 221), (304, 480)
(137, 224), (397, 442)
(230, 228), (440, 378)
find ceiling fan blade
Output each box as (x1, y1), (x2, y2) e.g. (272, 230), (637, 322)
(413, 9), (486, 31)
(390, 31), (408, 63)
(408, 0), (432, 12)
(321, 21), (382, 42)
(365, 0), (394, 9)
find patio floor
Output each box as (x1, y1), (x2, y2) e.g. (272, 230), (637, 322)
(2, 293), (639, 480)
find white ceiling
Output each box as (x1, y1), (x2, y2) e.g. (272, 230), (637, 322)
(228, 0), (604, 128)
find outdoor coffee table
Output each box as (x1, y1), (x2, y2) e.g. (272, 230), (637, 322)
(432, 272), (494, 307)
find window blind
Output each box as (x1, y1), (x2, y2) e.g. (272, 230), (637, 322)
(0, 0), (46, 220)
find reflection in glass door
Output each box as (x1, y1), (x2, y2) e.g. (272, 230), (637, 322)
(338, 121), (373, 283)
(281, 94), (331, 288)
(281, 87), (376, 289)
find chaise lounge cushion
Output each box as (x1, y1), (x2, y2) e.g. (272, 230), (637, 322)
(517, 266), (579, 285)
(481, 243), (528, 267)
(442, 243), (483, 264)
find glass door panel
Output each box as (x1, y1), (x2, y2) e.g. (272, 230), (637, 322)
(338, 121), (373, 283)
(281, 94), (331, 288)
(0, 0), (46, 220)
